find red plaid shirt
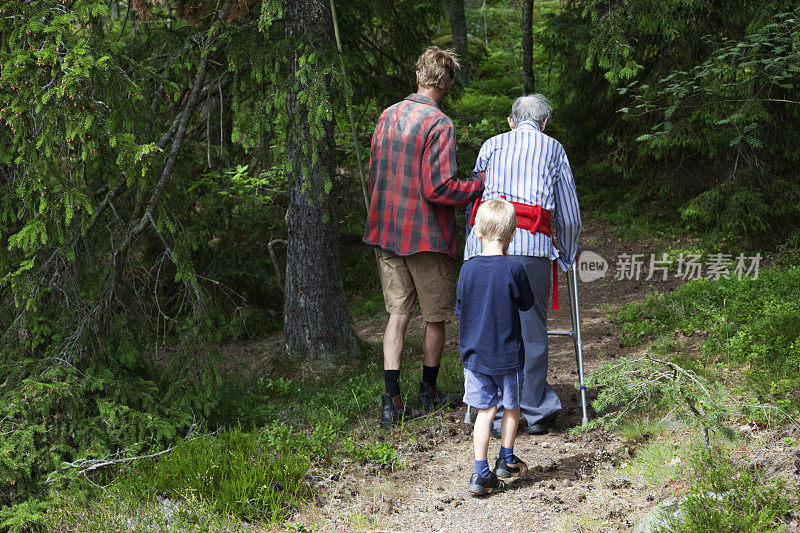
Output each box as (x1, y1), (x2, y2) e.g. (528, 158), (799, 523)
(363, 94), (485, 259)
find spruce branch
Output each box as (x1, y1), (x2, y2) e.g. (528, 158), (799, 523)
(111, 8), (230, 292)
(48, 426), (206, 481)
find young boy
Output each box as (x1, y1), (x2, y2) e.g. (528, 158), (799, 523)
(456, 198), (535, 495)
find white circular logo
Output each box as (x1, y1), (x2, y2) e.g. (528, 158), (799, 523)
(577, 250), (608, 283)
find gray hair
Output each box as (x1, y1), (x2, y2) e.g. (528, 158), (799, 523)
(510, 94), (552, 125)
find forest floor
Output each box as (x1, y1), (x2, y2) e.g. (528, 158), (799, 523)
(256, 216), (800, 533)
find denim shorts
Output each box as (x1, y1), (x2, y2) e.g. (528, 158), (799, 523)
(463, 368), (521, 410)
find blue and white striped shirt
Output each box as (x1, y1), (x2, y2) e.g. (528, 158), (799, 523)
(464, 120), (581, 271)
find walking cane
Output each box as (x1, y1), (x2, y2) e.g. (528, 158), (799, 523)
(464, 266), (589, 426)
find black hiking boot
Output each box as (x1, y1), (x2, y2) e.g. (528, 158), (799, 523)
(418, 381), (461, 413)
(467, 471), (506, 496)
(523, 412), (559, 435)
(494, 455), (528, 479)
(380, 393), (422, 428)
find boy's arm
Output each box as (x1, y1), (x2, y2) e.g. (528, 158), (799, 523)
(513, 264), (535, 312)
(455, 273), (463, 319)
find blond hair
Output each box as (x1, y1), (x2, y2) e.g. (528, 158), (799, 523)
(475, 199), (516, 243)
(415, 46), (460, 90)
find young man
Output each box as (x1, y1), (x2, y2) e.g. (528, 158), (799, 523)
(465, 94), (581, 437)
(364, 46), (485, 428)
(457, 199), (534, 495)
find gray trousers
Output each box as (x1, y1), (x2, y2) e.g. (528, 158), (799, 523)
(493, 255), (562, 430)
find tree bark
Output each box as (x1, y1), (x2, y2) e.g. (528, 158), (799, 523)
(283, 0), (360, 365)
(522, 0), (536, 94)
(449, 0), (470, 87)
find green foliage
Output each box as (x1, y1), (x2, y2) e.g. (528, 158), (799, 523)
(210, 339), (463, 473)
(544, 1), (800, 247)
(579, 0), (652, 83)
(589, 262), (800, 457)
(341, 439), (406, 471)
(585, 355), (734, 438)
(334, 0), (448, 103)
(212, 366), (384, 431)
(117, 428), (311, 523)
(468, 50), (522, 94)
(38, 345), (437, 529)
(448, 88), (514, 181)
(287, 523), (318, 533)
(0, 0), (506, 527)
(658, 446), (798, 532)
(0, 356), (192, 529)
(585, 259), (800, 445)
(347, 292), (385, 319)
(1, 0), (430, 516)
(209, 353), (413, 473)
(184, 164), (288, 339)
(461, 0), (562, 93)
(613, 425), (691, 487)
(453, 90), (514, 120)
(0, 0), (255, 520)
(44, 493), (251, 532)
(610, 264), (800, 414)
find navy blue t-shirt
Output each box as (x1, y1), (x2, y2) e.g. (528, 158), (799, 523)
(456, 255), (535, 375)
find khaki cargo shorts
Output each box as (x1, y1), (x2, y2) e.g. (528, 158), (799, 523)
(377, 250), (457, 323)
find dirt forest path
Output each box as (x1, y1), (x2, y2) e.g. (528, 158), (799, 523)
(299, 216), (689, 532)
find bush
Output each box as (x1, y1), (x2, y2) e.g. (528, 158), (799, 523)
(0, 355), (196, 529)
(544, 1), (800, 247)
(452, 89), (515, 120)
(610, 264), (800, 415)
(659, 447), (798, 533)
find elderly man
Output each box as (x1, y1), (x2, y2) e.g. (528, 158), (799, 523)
(364, 46), (485, 428)
(464, 94), (581, 436)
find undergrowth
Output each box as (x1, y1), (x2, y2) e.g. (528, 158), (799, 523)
(33, 337), (462, 530)
(115, 428), (311, 523)
(0, 354), (199, 530)
(588, 260), (800, 531)
(34, 429), (310, 530)
(658, 446), (799, 532)
(609, 264), (800, 416)
(42, 492), (250, 532)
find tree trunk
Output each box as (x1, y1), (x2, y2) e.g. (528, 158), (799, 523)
(522, 0), (536, 94)
(283, 0), (360, 366)
(449, 0), (470, 87)
(481, 0), (488, 50)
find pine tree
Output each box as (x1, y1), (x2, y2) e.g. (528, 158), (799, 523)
(449, 0), (470, 87)
(522, 0), (535, 93)
(282, 0), (360, 364)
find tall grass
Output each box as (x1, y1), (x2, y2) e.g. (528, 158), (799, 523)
(117, 428), (311, 522)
